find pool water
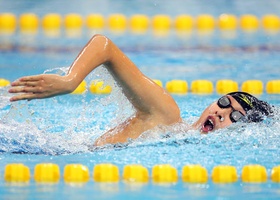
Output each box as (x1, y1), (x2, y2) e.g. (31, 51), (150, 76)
(1, 0), (280, 199)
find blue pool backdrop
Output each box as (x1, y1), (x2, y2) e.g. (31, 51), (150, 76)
(0, 0), (280, 199)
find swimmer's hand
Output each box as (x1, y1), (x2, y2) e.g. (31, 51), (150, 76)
(8, 74), (75, 102)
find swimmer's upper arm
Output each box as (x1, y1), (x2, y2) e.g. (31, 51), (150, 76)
(105, 39), (181, 124)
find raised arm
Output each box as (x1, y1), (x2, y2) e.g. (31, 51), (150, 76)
(9, 34), (181, 145)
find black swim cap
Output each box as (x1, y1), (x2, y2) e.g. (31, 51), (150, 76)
(227, 91), (273, 122)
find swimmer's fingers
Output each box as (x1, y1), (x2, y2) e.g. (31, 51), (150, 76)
(8, 85), (43, 94)
(11, 75), (42, 87)
(9, 74), (55, 94)
(9, 74), (74, 101)
(11, 81), (38, 87)
(9, 93), (45, 102)
(18, 75), (43, 82)
(9, 85), (47, 101)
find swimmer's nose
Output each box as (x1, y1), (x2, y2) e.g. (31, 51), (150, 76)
(215, 111), (228, 122)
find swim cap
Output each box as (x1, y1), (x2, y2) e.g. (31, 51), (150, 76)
(227, 91), (273, 122)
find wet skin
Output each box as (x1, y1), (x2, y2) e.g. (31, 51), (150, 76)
(8, 34), (246, 146)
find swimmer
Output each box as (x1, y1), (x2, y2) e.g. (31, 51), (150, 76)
(8, 34), (273, 146)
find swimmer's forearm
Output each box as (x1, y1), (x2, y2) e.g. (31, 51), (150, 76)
(65, 34), (112, 89)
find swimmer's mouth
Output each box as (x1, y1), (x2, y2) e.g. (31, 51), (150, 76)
(201, 116), (215, 133)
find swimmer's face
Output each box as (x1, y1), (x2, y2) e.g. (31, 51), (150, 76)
(193, 95), (246, 133)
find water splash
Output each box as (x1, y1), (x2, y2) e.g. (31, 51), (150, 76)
(0, 66), (134, 155)
(0, 67), (280, 171)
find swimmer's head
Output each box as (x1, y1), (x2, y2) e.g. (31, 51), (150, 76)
(228, 91), (273, 122)
(193, 91), (273, 133)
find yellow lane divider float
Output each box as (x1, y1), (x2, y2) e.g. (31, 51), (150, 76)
(34, 163), (60, 183)
(93, 163), (119, 182)
(64, 164), (90, 183)
(64, 13), (83, 29)
(266, 80), (280, 94)
(218, 14), (238, 30)
(191, 80), (214, 94)
(0, 13), (17, 34)
(42, 13), (62, 30)
(175, 15), (193, 31)
(1, 78), (280, 95)
(166, 80), (188, 94)
(152, 15), (172, 30)
(212, 165), (238, 183)
(0, 78), (10, 87)
(19, 13), (39, 32)
(3, 163), (280, 184)
(89, 80), (112, 94)
(262, 14), (280, 30)
(196, 14), (215, 30)
(216, 79), (238, 94)
(152, 164), (178, 183)
(86, 14), (105, 29)
(108, 14), (127, 31)
(241, 164), (267, 183)
(4, 163), (31, 183)
(182, 165), (207, 183)
(240, 14), (259, 31)
(0, 13), (280, 34)
(123, 164), (149, 183)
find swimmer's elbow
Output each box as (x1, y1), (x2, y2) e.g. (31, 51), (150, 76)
(161, 105), (181, 125)
(90, 34), (115, 64)
(91, 34), (111, 51)
(169, 108), (182, 124)
(91, 34), (109, 43)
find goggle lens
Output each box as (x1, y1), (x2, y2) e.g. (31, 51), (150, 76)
(217, 96), (245, 123)
(218, 96), (231, 108)
(230, 110), (244, 122)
